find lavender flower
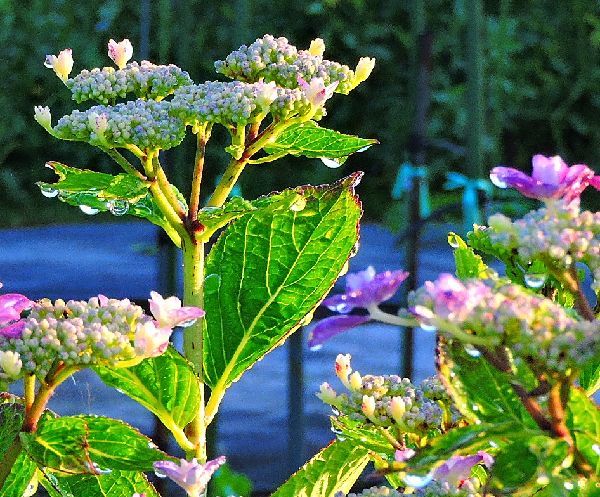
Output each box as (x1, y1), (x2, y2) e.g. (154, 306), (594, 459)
(0, 284), (32, 339)
(490, 154), (600, 203)
(432, 452), (494, 488)
(308, 267), (408, 348)
(153, 456), (225, 497)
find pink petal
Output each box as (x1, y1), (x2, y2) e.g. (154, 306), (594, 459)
(0, 321), (26, 339)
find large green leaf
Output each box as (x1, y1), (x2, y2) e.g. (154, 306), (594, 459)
(37, 162), (177, 228)
(41, 469), (160, 497)
(271, 440), (369, 497)
(94, 346), (200, 442)
(579, 361), (600, 396)
(264, 121), (377, 165)
(448, 232), (496, 280)
(566, 388), (600, 474)
(1, 452), (37, 497)
(330, 416), (395, 455)
(203, 174), (362, 389)
(0, 403), (23, 460)
(21, 415), (170, 473)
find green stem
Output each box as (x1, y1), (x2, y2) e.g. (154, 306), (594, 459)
(190, 129), (211, 220)
(103, 148), (147, 180)
(154, 156), (187, 218)
(367, 305), (417, 327)
(24, 374), (35, 412)
(182, 239), (207, 461)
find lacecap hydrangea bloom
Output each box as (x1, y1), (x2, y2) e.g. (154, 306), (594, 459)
(318, 354), (461, 435)
(409, 274), (600, 375)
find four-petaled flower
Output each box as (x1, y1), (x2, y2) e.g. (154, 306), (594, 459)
(490, 154), (600, 203)
(134, 320), (172, 358)
(44, 48), (74, 82)
(297, 75), (338, 107)
(0, 283), (33, 339)
(308, 267), (408, 348)
(108, 38), (133, 69)
(154, 456), (226, 497)
(432, 451), (494, 488)
(149, 291), (205, 329)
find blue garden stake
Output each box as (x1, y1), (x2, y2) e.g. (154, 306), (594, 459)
(444, 171), (492, 234)
(391, 162), (431, 218)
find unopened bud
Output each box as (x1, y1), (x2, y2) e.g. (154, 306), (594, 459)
(308, 38), (325, 57)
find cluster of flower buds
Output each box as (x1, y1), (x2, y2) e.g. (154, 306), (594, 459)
(170, 80), (303, 126)
(214, 35), (374, 95)
(50, 99), (186, 151)
(0, 291), (203, 380)
(409, 274), (600, 375)
(336, 484), (485, 497)
(317, 354), (461, 435)
(486, 199), (600, 292)
(67, 61), (193, 105)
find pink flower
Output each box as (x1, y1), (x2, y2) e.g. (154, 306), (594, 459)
(297, 76), (338, 107)
(394, 448), (415, 462)
(154, 456), (225, 497)
(44, 48), (74, 82)
(0, 285), (33, 339)
(490, 154), (600, 203)
(107, 38), (133, 69)
(149, 291), (205, 329)
(134, 321), (172, 358)
(432, 451), (494, 487)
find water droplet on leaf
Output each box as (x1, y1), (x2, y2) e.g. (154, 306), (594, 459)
(80, 205), (100, 215)
(592, 443), (600, 455)
(419, 323), (437, 332)
(290, 196), (307, 212)
(404, 473), (432, 488)
(464, 344), (481, 358)
(524, 273), (546, 289)
(321, 157), (342, 169)
(107, 199), (129, 216)
(40, 185), (59, 198)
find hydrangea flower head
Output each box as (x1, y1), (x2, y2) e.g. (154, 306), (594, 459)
(44, 48), (74, 82)
(490, 154), (600, 203)
(153, 456), (226, 497)
(107, 38), (133, 69)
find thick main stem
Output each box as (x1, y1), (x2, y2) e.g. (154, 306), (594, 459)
(182, 239), (207, 461)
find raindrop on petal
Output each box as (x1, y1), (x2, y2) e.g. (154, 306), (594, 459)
(178, 318), (198, 328)
(40, 185), (59, 198)
(489, 171), (507, 189)
(80, 205), (100, 215)
(524, 273), (547, 289)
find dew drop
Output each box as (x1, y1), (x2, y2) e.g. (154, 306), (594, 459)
(107, 199), (129, 216)
(464, 344), (482, 358)
(524, 273), (547, 289)
(309, 343), (323, 352)
(178, 318), (198, 328)
(350, 240), (360, 257)
(80, 205), (100, 215)
(404, 473), (432, 488)
(489, 171), (507, 189)
(40, 185), (59, 198)
(564, 482), (574, 491)
(321, 157), (342, 169)
(326, 302), (352, 314)
(290, 196), (307, 212)
(419, 323), (437, 332)
(592, 443), (600, 455)
(155, 469), (167, 478)
(148, 441), (158, 449)
(356, 146), (370, 153)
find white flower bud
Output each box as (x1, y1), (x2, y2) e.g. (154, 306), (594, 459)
(316, 382), (337, 404)
(34, 106), (52, 130)
(389, 397), (406, 424)
(335, 353), (352, 388)
(349, 371), (362, 391)
(44, 49), (73, 82)
(108, 39), (133, 70)
(0, 351), (22, 378)
(308, 38), (325, 57)
(353, 57), (375, 86)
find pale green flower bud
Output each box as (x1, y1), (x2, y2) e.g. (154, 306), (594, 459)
(309, 38), (326, 57)
(44, 49), (73, 82)
(34, 106), (52, 131)
(0, 350), (22, 379)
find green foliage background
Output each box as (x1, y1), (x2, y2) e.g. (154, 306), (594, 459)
(1, 0), (600, 226)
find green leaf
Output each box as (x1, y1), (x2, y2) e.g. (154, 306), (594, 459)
(448, 232), (496, 280)
(208, 463), (252, 497)
(0, 403), (24, 460)
(21, 415), (170, 473)
(1, 452), (37, 497)
(271, 440), (369, 497)
(331, 416), (395, 455)
(94, 346), (200, 445)
(579, 361), (600, 396)
(37, 162), (179, 229)
(566, 388), (600, 474)
(437, 339), (535, 426)
(41, 469), (160, 497)
(203, 174), (362, 390)
(489, 440), (538, 489)
(264, 121), (377, 163)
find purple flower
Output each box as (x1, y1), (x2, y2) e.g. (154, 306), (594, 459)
(154, 456), (226, 497)
(308, 267), (408, 348)
(490, 154), (600, 203)
(0, 286), (33, 339)
(432, 451), (494, 488)
(149, 291), (205, 329)
(394, 448), (415, 462)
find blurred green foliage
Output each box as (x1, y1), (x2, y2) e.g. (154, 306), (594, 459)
(1, 0), (599, 227)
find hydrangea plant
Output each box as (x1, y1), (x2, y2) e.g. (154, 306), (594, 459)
(0, 35), (377, 497)
(315, 154), (600, 496)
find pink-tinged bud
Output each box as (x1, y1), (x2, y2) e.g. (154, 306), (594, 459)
(353, 57), (375, 85)
(34, 106), (52, 130)
(297, 76), (338, 107)
(0, 351), (22, 379)
(335, 353), (352, 388)
(348, 371), (362, 391)
(394, 448), (416, 462)
(149, 291), (205, 329)
(389, 396), (406, 423)
(88, 112), (109, 144)
(308, 38), (326, 57)
(134, 321), (171, 358)
(108, 38), (133, 69)
(361, 394), (376, 420)
(316, 382), (338, 404)
(44, 49), (73, 82)
(154, 456), (225, 497)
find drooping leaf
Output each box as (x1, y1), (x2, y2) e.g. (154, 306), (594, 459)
(37, 161), (184, 229)
(566, 388), (600, 474)
(263, 121), (377, 164)
(1, 452), (37, 497)
(41, 469), (160, 497)
(21, 415), (171, 473)
(330, 415), (396, 455)
(271, 440), (369, 497)
(94, 346), (200, 442)
(448, 232), (496, 280)
(203, 174), (362, 391)
(579, 361), (600, 396)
